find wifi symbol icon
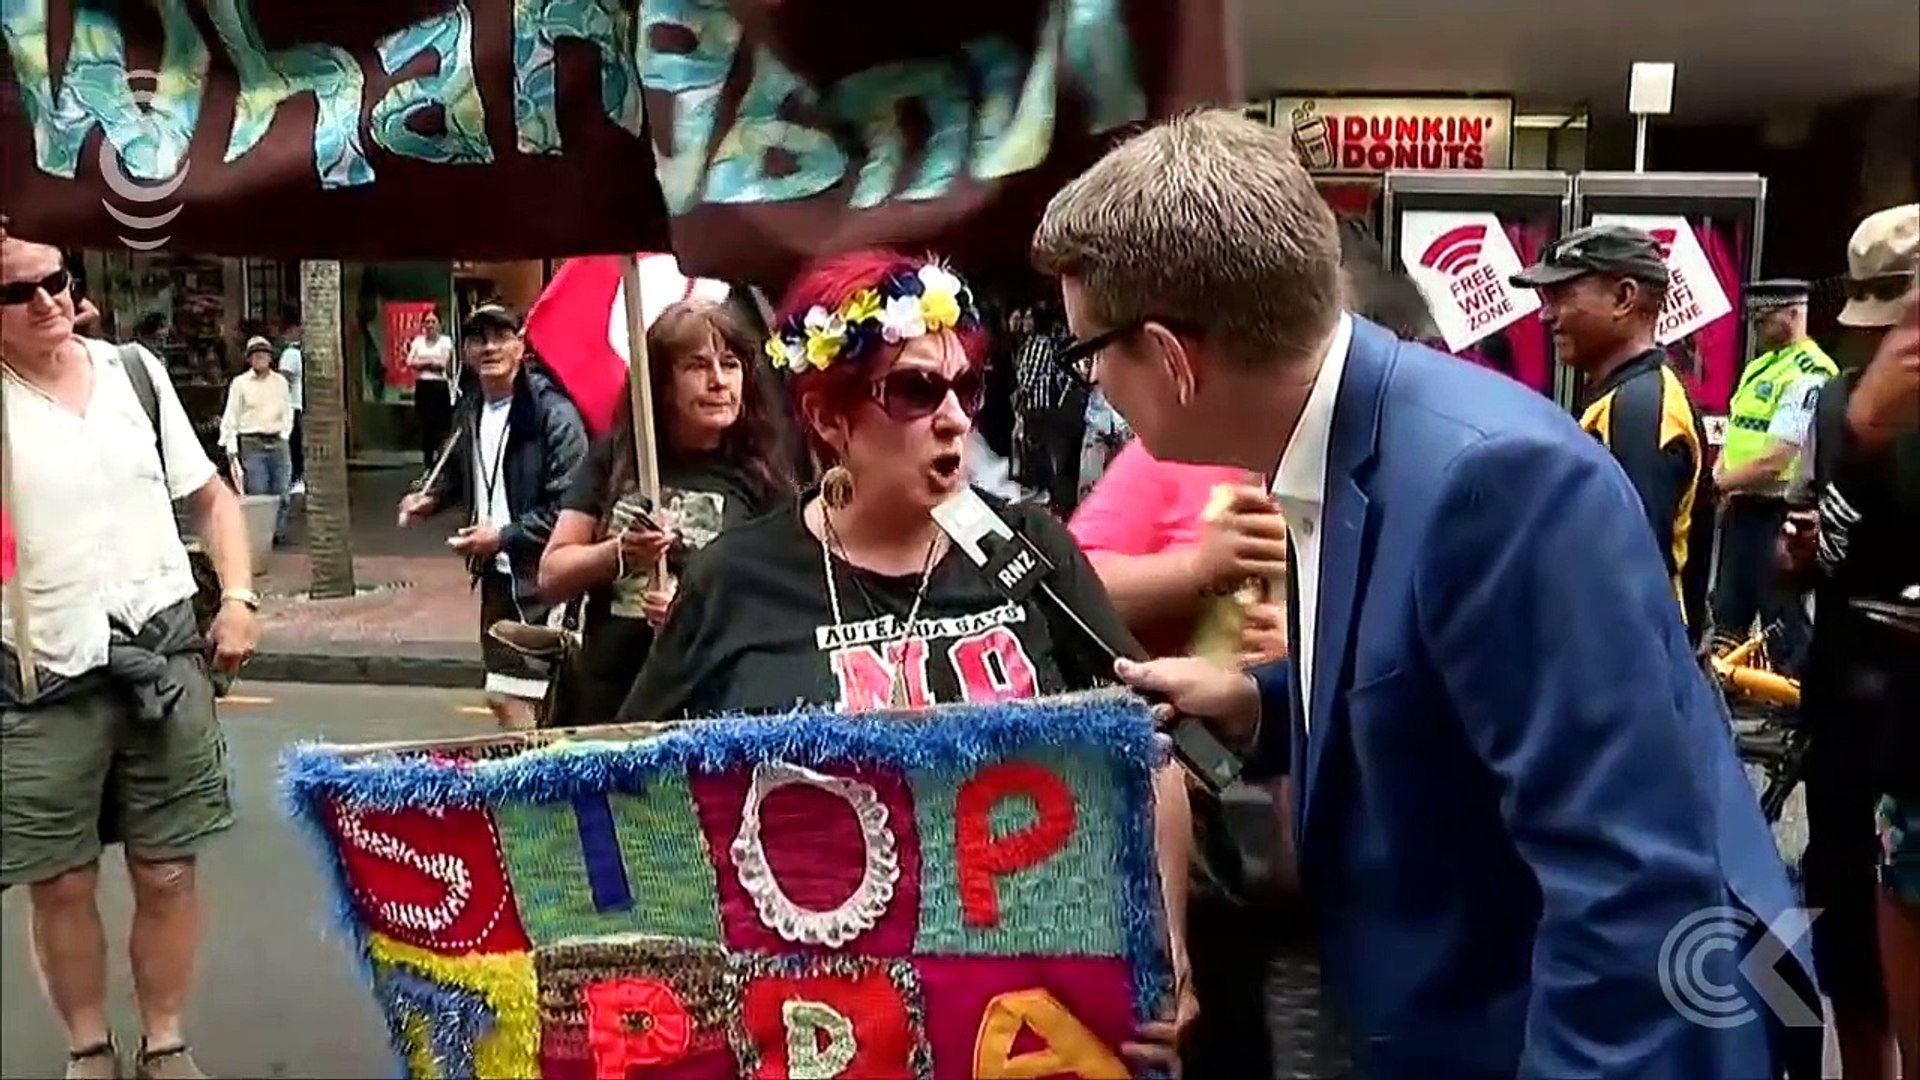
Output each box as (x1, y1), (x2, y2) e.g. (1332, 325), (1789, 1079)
(1419, 224), (1488, 276)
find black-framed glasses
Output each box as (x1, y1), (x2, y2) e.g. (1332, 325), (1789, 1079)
(0, 268), (71, 307)
(870, 367), (986, 421)
(1052, 316), (1198, 384)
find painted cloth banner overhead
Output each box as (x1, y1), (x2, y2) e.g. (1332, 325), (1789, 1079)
(0, 0), (1234, 284)
(279, 694), (1172, 1079)
(1397, 210), (1540, 353)
(1591, 213), (1735, 347)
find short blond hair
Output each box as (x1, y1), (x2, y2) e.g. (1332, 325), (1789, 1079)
(1032, 109), (1342, 364)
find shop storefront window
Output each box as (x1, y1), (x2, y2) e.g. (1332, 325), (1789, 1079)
(88, 251), (239, 457)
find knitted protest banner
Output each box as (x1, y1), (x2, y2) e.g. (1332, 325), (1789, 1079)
(281, 693), (1172, 1079)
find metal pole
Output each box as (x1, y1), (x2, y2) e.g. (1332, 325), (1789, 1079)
(1634, 115), (1649, 172)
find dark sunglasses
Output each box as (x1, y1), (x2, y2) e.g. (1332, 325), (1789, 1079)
(870, 367), (985, 422)
(1845, 271), (1917, 302)
(1052, 316), (1197, 384)
(0, 268), (71, 307)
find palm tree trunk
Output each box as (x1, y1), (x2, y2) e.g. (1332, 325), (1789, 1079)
(300, 260), (356, 598)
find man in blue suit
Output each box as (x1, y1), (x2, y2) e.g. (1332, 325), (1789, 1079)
(1032, 111), (1819, 1078)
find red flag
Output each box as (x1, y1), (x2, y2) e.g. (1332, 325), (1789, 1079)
(524, 254), (731, 439)
(1, 506), (15, 582)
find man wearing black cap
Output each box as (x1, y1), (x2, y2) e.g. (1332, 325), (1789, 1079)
(1512, 223), (1713, 641)
(396, 302), (588, 729)
(1710, 280), (1835, 671)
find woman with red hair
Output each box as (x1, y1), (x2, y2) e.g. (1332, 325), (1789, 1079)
(621, 249), (1195, 1066)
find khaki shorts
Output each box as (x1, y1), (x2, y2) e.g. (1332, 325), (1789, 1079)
(0, 655), (234, 887)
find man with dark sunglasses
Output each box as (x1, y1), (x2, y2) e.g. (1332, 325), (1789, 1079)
(3, 231), (256, 1079)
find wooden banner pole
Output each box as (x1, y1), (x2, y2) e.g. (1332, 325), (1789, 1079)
(617, 255), (667, 581)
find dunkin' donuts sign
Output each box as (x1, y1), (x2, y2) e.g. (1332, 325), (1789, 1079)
(1268, 96), (1514, 174)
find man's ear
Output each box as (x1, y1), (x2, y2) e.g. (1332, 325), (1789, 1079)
(1615, 278), (1643, 319)
(1142, 322), (1196, 407)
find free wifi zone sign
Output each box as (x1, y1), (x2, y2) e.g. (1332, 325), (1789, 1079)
(1399, 211), (1541, 352)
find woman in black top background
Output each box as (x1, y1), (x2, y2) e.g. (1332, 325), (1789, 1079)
(619, 249), (1194, 1069)
(537, 300), (790, 725)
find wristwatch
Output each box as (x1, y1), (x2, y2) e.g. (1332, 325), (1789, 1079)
(221, 587), (261, 611)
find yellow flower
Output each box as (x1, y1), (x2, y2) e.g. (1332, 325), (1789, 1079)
(841, 288), (883, 326)
(919, 289), (961, 331)
(804, 331), (841, 370)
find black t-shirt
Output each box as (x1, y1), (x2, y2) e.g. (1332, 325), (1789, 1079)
(619, 491), (1138, 720)
(1805, 376), (1920, 795)
(559, 438), (773, 721)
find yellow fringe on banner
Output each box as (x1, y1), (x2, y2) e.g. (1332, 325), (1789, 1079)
(365, 933), (540, 1080)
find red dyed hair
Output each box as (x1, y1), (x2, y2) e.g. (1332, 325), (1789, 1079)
(774, 248), (988, 464)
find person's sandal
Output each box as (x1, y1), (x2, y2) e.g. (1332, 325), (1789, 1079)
(134, 1043), (206, 1080)
(65, 1042), (119, 1080)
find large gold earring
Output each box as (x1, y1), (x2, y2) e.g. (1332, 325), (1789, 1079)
(820, 464), (855, 509)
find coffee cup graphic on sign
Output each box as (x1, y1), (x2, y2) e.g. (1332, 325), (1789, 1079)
(1290, 102), (1336, 171)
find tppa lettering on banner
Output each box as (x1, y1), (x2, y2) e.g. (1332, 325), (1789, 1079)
(1398, 211), (1540, 353)
(1591, 214), (1734, 346)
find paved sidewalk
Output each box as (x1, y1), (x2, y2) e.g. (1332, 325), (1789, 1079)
(245, 467), (485, 687)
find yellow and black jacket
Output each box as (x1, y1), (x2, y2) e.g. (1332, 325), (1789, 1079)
(1577, 348), (1712, 641)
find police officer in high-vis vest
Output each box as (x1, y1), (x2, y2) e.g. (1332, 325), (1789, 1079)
(1711, 279), (1837, 670)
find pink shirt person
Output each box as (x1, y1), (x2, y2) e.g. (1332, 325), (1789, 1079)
(1070, 441), (1257, 657)
(1070, 441), (1247, 556)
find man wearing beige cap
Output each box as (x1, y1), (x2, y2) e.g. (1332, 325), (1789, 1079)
(1780, 201), (1918, 1080)
(217, 334), (296, 546)
(1838, 202), (1920, 331)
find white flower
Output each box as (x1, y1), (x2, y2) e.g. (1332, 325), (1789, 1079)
(803, 305), (845, 339)
(917, 264), (963, 300)
(879, 295), (926, 344)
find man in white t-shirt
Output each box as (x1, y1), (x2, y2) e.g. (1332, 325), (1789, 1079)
(406, 309), (456, 467)
(2, 234), (257, 1080)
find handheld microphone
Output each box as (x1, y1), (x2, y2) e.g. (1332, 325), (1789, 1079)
(931, 489), (1244, 791)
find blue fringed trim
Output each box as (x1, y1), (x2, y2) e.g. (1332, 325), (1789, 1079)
(279, 694), (1171, 1071)
(278, 765), (408, 1077)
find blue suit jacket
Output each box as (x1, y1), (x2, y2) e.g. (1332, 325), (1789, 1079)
(1251, 320), (1813, 1078)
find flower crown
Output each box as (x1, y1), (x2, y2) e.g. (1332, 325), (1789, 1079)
(764, 263), (980, 374)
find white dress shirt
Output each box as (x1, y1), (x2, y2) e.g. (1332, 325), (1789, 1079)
(2, 339), (216, 676)
(1268, 312), (1354, 734)
(217, 369), (294, 454)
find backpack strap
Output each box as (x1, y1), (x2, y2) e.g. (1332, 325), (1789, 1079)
(116, 344), (196, 544)
(117, 342), (166, 478)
